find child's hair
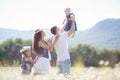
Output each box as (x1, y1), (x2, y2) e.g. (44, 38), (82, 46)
(20, 46), (31, 57)
(64, 8), (71, 11)
(51, 26), (57, 35)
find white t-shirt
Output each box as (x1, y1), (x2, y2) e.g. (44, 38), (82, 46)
(52, 32), (70, 61)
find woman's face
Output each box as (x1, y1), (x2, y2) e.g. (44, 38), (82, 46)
(41, 31), (46, 37)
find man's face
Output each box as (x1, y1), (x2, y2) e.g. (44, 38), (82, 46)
(56, 27), (60, 34)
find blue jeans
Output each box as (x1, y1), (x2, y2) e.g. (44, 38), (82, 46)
(57, 59), (71, 75)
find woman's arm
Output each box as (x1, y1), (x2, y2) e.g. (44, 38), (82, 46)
(38, 41), (49, 50)
(38, 35), (59, 50)
(67, 17), (75, 37)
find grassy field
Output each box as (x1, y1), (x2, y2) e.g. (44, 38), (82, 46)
(0, 67), (120, 80)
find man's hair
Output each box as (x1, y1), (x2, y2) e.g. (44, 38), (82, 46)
(51, 26), (57, 35)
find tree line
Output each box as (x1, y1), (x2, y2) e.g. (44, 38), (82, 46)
(0, 38), (120, 67)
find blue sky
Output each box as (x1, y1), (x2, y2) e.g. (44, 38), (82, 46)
(0, 0), (120, 31)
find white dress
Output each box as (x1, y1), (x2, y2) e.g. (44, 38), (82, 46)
(31, 57), (51, 74)
(31, 40), (51, 74)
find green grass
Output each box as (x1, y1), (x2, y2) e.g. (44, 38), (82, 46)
(0, 67), (120, 80)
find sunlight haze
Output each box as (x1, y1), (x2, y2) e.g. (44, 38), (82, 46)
(0, 0), (120, 31)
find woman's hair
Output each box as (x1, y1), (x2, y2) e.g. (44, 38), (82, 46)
(51, 26), (57, 35)
(33, 29), (42, 55)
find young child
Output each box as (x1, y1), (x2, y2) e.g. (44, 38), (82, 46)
(62, 8), (77, 37)
(20, 46), (39, 75)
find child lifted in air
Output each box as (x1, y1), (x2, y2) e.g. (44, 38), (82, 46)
(62, 8), (77, 38)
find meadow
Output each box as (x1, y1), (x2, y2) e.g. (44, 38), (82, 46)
(0, 66), (120, 80)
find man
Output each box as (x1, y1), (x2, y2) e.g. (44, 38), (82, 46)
(50, 22), (75, 75)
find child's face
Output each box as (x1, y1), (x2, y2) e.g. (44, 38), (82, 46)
(24, 50), (31, 56)
(64, 9), (71, 15)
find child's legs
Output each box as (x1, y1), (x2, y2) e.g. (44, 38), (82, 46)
(75, 26), (77, 31)
(22, 70), (27, 74)
(71, 31), (76, 38)
(64, 26), (71, 31)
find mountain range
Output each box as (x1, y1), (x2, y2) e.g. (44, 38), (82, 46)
(0, 18), (120, 49)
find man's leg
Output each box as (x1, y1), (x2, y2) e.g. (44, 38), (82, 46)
(63, 59), (71, 75)
(57, 61), (63, 74)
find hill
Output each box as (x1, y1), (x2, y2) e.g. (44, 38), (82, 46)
(69, 18), (120, 49)
(0, 28), (51, 43)
(0, 18), (120, 49)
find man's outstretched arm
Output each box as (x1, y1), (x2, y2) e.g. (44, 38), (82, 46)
(68, 16), (75, 37)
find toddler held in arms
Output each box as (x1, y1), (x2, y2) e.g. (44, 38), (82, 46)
(62, 8), (77, 38)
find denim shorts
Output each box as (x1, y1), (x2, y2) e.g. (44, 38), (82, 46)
(57, 59), (71, 75)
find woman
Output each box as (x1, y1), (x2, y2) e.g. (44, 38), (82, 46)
(31, 29), (58, 75)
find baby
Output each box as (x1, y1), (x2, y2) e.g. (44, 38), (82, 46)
(62, 8), (77, 37)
